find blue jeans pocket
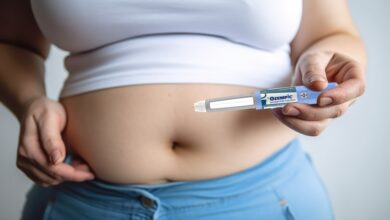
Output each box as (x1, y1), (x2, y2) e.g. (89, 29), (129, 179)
(271, 162), (335, 220)
(275, 197), (297, 220)
(42, 190), (129, 220)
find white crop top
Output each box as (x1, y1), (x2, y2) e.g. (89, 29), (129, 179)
(30, 0), (303, 98)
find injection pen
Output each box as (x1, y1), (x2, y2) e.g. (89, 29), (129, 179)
(193, 82), (337, 112)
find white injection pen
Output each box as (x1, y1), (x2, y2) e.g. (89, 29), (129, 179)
(193, 82), (337, 112)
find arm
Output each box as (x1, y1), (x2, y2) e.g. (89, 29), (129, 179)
(272, 0), (367, 136)
(0, 0), (50, 121)
(290, 0), (366, 68)
(0, 0), (94, 187)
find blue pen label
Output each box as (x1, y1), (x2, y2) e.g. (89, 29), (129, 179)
(261, 87), (298, 109)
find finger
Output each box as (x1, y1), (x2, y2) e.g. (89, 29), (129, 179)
(20, 115), (40, 159)
(34, 113), (66, 165)
(19, 115), (55, 178)
(271, 109), (330, 136)
(17, 158), (61, 186)
(26, 147), (94, 182)
(18, 116), (62, 182)
(318, 78), (365, 107)
(23, 154), (62, 180)
(22, 170), (51, 187)
(298, 52), (333, 91)
(20, 135), (64, 180)
(70, 160), (94, 173)
(50, 163), (95, 182)
(281, 102), (349, 121)
(318, 55), (365, 107)
(23, 138), (94, 182)
(26, 166), (62, 186)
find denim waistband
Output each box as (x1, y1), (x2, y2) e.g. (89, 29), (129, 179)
(57, 138), (307, 212)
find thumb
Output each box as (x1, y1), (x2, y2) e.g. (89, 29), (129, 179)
(35, 113), (66, 165)
(297, 52), (333, 91)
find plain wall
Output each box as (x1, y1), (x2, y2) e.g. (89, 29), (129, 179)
(1, 0), (389, 219)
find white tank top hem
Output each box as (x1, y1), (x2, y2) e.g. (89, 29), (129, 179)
(60, 34), (293, 98)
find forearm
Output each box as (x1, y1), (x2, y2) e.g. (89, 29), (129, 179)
(0, 42), (47, 122)
(293, 32), (367, 71)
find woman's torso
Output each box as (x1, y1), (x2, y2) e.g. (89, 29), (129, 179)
(59, 84), (297, 184)
(31, 0), (302, 184)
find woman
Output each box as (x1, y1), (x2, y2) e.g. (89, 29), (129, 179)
(0, 0), (366, 219)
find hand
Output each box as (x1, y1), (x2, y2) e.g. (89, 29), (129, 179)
(16, 96), (95, 187)
(271, 51), (366, 136)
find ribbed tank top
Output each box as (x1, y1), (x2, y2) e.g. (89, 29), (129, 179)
(30, 0), (303, 98)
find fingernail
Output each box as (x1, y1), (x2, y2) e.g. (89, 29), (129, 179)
(51, 180), (61, 186)
(319, 97), (333, 107)
(308, 75), (326, 83)
(50, 150), (62, 164)
(283, 107), (300, 116)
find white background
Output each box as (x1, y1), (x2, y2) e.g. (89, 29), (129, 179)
(1, 0), (389, 219)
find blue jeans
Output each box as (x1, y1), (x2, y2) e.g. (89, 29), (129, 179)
(21, 138), (334, 220)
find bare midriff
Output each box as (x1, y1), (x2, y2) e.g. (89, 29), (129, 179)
(59, 83), (297, 185)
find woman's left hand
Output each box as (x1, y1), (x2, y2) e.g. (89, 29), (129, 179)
(271, 51), (366, 136)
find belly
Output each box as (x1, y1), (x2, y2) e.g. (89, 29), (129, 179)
(59, 84), (297, 184)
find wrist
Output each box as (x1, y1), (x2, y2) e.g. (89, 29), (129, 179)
(17, 94), (47, 123)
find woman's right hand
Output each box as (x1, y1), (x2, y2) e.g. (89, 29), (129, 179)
(16, 96), (95, 187)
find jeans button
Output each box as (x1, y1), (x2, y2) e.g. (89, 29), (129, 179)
(139, 195), (155, 208)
